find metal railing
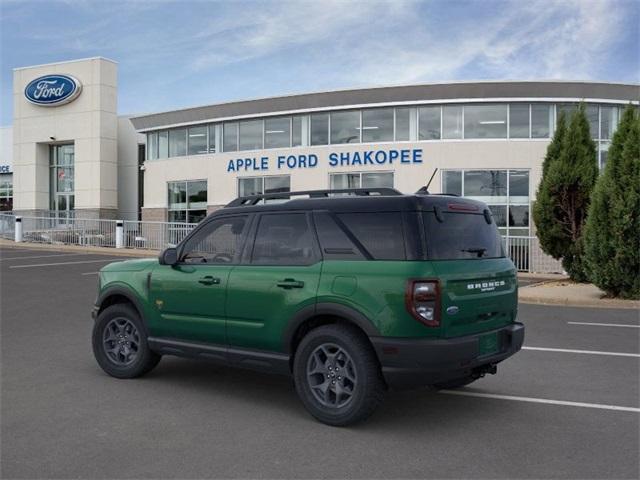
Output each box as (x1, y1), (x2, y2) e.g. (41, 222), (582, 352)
(122, 220), (197, 250)
(20, 216), (118, 247)
(0, 213), (15, 240)
(503, 235), (564, 274)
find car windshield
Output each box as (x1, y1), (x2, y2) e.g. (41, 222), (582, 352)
(423, 211), (504, 260)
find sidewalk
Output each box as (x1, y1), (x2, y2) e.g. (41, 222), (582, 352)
(519, 279), (640, 310)
(0, 238), (158, 258)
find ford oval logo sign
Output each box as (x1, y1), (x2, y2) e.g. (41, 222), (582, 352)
(24, 74), (82, 106)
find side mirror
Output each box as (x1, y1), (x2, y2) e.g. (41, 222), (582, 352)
(159, 247), (178, 266)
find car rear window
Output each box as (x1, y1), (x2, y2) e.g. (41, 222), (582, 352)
(423, 211), (504, 260)
(337, 212), (406, 260)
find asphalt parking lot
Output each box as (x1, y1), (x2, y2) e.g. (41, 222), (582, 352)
(1, 245), (638, 479)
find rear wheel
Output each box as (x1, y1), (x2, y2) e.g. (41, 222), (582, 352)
(92, 304), (161, 379)
(293, 324), (385, 426)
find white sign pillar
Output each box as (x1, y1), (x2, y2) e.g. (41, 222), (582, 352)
(14, 216), (23, 243)
(115, 220), (124, 248)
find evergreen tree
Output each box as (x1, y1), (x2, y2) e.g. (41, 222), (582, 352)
(584, 106), (640, 298)
(533, 104), (598, 281)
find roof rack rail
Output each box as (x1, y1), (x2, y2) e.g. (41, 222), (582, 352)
(226, 188), (402, 207)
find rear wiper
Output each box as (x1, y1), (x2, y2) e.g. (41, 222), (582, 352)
(461, 247), (487, 258)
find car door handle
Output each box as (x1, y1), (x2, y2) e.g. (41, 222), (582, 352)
(198, 276), (221, 285)
(276, 278), (305, 289)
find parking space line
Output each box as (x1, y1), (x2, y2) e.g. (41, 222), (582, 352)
(439, 390), (640, 413)
(568, 321), (640, 328)
(523, 346), (640, 358)
(0, 253), (88, 261)
(9, 259), (121, 269)
(81, 272), (99, 275)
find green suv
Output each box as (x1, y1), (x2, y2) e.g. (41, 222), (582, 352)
(92, 188), (524, 426)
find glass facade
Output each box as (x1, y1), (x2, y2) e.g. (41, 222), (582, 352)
(168, 180), (207, 223)
(49, 144), (75, 219)
(143, 103), (624, 167)
(330, 110), (360, 144)
(329, 171), (394, 189)
(442, 169), (530, 236)
(419, 106), (440, 140)
(238, 175), (291, 201)
(0, 173), (12, 211)
(464, 104), (507, 139)
(362, 108), (394, 143)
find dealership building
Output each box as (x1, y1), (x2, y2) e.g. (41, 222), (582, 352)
(4, 57), (638, 239)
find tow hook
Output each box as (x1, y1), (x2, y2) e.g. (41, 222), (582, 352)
(472, 363), (497, 379)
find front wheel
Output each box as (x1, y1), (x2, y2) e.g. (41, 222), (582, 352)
(293, 324), (385, 426)
(92, 304), (161, 379)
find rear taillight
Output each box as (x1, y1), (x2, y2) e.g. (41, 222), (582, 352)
(405, 280), (440, 327)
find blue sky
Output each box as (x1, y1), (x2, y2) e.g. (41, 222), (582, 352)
(1, 0), (638, 126)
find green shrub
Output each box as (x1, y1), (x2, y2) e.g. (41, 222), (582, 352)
(584, 106), (640, 299)
(533, 105), (598, 281)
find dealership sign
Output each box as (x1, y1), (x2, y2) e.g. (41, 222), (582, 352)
(226, 148), (423, 172)
(0, 165), (11, 173)
(24, 74), (82, 106)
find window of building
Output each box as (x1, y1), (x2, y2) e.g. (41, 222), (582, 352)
(168, 180), (207, 223)
(330, 110), (360, 144)
(599, 142), (610, 170)
(0, 173), (13, 211)
(442, 169), (530, 236)
(187, 126), (208, 155)
(292, 116), (303, 147)
(338, 212), (405, 260)
(158, 131), (169, 159)
(264, 117), (291, 149)
(442, 105), (463, 139)
(531, 104), (552, 138)
(395, 107), (411, 141)
(600, 106), (619, 140)
(419, 106), (441, 140)
(168, 128), (187, 157)
(238, 175), (291, 200)
(251, 213), (317, 265)
(310, 113), (329, 145)
(362, 108), (394, 143)
(464, 104), (507, 139)
(586, 104), (599, 139)
(329, 171), (394, 190)
(223, 122), (239, 152)
(509, 104), (529, 138)
(147, 132), (158, 160)
(442, 170), (462, 196)
(182, 215), (248, 264)
(49, 144), (75, 219)
(208, 124), (217, 153)
(239, 119), (263, 150)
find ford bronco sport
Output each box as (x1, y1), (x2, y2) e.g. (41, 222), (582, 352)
(92, 188), (524, 426)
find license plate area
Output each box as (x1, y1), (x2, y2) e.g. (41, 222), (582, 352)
(478, 331), (499, 356)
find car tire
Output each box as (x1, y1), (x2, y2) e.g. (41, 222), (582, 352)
(92, 303), (161, 379)
(293, 324), (385, 426)
(433, 376), (477, 390)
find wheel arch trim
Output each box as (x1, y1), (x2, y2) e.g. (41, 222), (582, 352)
(283, 302), (380, 354)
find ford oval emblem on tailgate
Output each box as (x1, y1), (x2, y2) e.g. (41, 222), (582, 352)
(446, 306), (459, 315)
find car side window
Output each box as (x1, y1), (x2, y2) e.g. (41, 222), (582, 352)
(337, 212), (406, 260)
(181, 216), (248, 264)
(251, 213), (317, 265)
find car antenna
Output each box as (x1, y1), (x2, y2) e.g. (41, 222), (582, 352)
(416, 168), (438, 194)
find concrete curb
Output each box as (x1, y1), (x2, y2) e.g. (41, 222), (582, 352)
(0, 239), (158, 258)
(519, 284), (640, 310)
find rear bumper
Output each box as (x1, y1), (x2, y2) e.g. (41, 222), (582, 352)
(371, 323), (524, 390)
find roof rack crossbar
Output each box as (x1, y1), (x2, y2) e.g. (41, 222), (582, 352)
(225, 188), (402, 207)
